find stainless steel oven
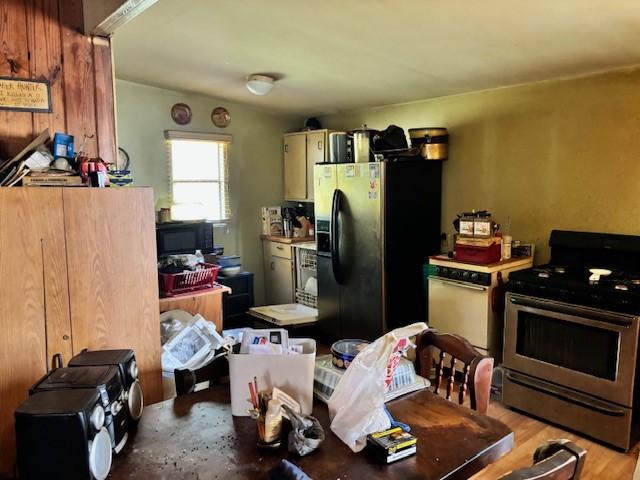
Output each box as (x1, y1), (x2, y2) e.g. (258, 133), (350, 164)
(504, 293), (640, 407)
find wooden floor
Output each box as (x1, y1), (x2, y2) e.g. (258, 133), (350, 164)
(471, 401), (639, 479)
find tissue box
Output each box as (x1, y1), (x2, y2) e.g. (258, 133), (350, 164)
(228, 338), (316, 416)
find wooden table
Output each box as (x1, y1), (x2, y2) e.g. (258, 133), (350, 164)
(111, 386), (513, 479)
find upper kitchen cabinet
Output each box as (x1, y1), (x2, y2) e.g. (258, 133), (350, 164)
(283, 130), (329, 201)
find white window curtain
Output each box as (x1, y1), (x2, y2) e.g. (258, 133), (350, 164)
(164, 130), (232, 222)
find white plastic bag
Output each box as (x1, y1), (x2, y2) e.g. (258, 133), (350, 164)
(328, 322), (427, 452)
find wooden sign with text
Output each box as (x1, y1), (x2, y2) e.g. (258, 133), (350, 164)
(0, 77), (51, 113)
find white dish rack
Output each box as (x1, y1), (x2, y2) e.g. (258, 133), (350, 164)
(293, 244), (317, 309)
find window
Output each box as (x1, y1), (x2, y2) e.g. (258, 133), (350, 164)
(165, 130), (231, 222)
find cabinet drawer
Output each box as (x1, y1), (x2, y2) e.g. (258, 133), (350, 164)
(269, 241), (292, 259)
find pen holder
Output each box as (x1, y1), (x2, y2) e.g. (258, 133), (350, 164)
(252, 411), (281, 449)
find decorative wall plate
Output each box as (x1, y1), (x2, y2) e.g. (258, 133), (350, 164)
(211, 106), (231, 128)
(171, 103), (192, 125)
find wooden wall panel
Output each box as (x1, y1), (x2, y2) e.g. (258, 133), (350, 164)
(0, 1), (34, 156)
(26, 0), (66, 136)
(93, 36), (117, 164)
(63, 188), (163, 405)
(59, 0), (98, 157)
(0, 0), (116, 162)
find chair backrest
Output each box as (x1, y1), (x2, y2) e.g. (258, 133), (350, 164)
(415, 329), (493, 414)
(498, 439), (586, 480)
(174, 351), (229, 396)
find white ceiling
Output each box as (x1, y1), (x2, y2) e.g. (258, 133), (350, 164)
(113, 0), (640, 116)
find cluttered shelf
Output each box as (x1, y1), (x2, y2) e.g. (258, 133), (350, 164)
(0, 129), (130, 188)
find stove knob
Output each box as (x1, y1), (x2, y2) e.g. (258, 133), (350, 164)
(471, 273), (479, 281)
(462, 271), (469, 279)
(451, 270), (459, 278)
(440, 268), (448, 277)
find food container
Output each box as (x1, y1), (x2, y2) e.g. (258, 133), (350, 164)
(330, 339), (370, 369)
(351, 125), (380, 163)
(458, 212), (476, 237)
(313, 355), (426, 404)
(473, 214), (494, 238)
(408, 128), (448, 160)
(217, 255), (241, 267)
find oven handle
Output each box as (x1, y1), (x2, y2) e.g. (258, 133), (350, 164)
(509, 295), (634, 327)
(429, 277), (488, 291)
(505, 372), (626, 417)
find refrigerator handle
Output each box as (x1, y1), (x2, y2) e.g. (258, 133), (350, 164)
(331, 188), (343, 284)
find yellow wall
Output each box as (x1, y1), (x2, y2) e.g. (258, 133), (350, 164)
(320, 68), (640, 263)
(115, 79), (303, 304)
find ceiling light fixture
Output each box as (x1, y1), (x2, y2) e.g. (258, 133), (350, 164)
(246, 74), (275, 96)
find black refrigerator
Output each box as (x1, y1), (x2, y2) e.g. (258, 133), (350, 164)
(314, 160), (442, 341)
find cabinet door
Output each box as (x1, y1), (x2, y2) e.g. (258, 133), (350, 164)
(263, 242), (294, 305)
(283, 133), (307, 200)
(63, 188), (162, 404)
(0, 189), (72, 476)
(305, 131), (326, 200)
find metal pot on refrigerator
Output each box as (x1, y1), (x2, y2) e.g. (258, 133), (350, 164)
(350, 125), (380, 163)
(408, 127), (448, 160)
(329, 132), (348, 163)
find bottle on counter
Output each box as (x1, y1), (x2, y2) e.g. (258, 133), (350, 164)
(194, 249), (205, 266)
(502, 235), (512, 260)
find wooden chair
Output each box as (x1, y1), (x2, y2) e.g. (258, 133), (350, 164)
(174, 350), (229, 396)
(498, 439), (586, 480)
(415, 329), (494, 414)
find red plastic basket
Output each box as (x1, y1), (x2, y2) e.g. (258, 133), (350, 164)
(159, 263), (220, 297)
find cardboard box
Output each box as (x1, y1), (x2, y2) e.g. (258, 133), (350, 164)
(261, 206), (283, 236)
(228, 338), (316, 416)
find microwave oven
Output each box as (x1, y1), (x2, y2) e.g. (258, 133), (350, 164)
(156, 221), (214, 257)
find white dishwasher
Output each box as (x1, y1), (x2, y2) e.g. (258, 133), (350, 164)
(427, 255), (532, 361)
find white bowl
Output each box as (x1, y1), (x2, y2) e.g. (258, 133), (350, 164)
(219, 265), (242, 277)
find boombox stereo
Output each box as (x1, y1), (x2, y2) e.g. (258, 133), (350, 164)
(30, 365), (129, 453)
(69, 349), (144, 423)
(15, 388), (112, 480)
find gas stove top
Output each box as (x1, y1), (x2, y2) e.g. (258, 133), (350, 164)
(509, 263), (640, 314)
(507, 230), (640, 315)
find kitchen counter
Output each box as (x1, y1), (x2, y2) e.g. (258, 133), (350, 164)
(429, 255), (533, 273)
(260, 234), (315, 244)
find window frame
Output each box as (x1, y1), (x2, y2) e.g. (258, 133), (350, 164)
(164, 130), (232, 223)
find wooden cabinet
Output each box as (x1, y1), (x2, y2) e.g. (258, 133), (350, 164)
(159, 287), (231, 332)
(262, 240), (294, 305)
(0, 189), (72, 475)
(0, 188), (161, 476)
(283, 130), (329, 201)
(62, 188), (162, 404)
(283, 133), (307, 200)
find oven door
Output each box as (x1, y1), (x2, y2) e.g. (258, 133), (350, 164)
(428, 277), (492, 353)
(504, 293), (640, 406)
